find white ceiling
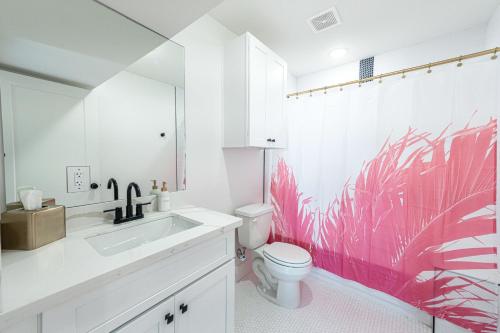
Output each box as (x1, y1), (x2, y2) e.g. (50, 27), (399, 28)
(127, 40), (185, 88)
(210, 0), (500, 76)
(0, 0), (165, 88)
(98, 0), (226, 38)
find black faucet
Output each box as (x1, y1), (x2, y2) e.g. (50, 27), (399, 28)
(107, 178), (119, 200)
(104, 181), (150, 224)
(126, 182), (142, 219)
(104, 178), (123, 222)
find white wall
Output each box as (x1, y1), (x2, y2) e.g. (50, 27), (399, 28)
(169, 15), (263, 214)
(287, 71), (297, 93)
(169, 16), (265, 281)
(88, 71), (178, 201)
(296, 24), (488, 92)
(486, 5), (500, 48)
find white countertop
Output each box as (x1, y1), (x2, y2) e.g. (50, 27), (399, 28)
(0, 207), (242, 328)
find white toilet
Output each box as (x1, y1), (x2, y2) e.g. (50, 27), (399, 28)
(235, 203), (312, 309)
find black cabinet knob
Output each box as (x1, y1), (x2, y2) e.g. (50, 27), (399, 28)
(180, 303), (188, 314)
(90, 183), (99, 189)
(266, 138), (276, 143)
(164, 313), (174, 324)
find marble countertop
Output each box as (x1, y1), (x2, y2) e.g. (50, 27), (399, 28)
(0, 207), (242, 328)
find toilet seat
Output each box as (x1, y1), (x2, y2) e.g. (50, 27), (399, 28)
(263, 242), (312, 268)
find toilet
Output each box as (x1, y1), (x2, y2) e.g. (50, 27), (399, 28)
(235, 203), (312, 309)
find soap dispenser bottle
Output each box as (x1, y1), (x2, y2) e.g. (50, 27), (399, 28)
(150, 180), (161, 211)
(158, 181), (170, 212)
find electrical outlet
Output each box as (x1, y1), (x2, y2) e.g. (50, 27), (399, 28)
(66, 166), (90, 193)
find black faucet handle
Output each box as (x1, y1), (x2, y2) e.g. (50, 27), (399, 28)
(104, 206), (123, 223)
(135, 202), (150, 218)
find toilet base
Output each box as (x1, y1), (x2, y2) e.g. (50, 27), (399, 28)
(251, 244), (310, 309)
(256, 280), (301, 309)
(276, 280), (301, 308)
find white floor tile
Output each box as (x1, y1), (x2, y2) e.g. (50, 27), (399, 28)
(235, 274), (431, 333)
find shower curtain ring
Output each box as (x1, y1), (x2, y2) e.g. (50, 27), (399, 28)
(401, 72), (406, 79)
(339, 86), (343, 92)
(323, 87), (328, 94)
(309, 90), (313, 97)
(427, 64), (432, 74)
(492, 48), (498, 60)
(378, 77), (382, 84)
(457, 56), (463, 67)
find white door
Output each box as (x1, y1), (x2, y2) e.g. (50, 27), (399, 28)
(112, 297), (175, 333)
(175, 261), (235, 333)
(265, 53), (287, 148)
(247, 36), (268, 147)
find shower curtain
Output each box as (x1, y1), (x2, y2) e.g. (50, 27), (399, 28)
(269, 58), (499, 332)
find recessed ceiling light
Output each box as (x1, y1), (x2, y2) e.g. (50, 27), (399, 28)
(330, 48), (347, 58)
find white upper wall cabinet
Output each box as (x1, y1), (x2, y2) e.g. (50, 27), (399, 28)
(223, 32), (287, 149)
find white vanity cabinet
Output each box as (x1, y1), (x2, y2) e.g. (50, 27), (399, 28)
(36, 231), (235, 333)
(114, 261), (232, 333)
(223, 32), (288, 149)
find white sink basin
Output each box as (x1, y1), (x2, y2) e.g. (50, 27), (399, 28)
(86, 216), (200, 256)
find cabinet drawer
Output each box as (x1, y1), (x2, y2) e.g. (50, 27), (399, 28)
(43, 232), (234, 333)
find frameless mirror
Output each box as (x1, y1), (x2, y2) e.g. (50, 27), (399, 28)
(0, 0), (186, 209)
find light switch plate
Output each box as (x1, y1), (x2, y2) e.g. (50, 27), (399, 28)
(66, 166), (90, 193)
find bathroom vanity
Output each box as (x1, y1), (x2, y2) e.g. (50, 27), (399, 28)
(0, 208), (241, 333)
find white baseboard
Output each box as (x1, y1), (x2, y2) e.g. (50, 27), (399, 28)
(310, 267), (433, 327)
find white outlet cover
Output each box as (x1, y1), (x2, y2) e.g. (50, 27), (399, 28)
(67, 166), (91, 193)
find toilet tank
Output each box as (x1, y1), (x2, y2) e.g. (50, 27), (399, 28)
(234, 203), (273, 249)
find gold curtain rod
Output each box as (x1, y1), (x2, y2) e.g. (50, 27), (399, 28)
(287, 47), (499, 98)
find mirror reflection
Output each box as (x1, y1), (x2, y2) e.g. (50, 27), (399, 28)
(0, 0), (186, 209)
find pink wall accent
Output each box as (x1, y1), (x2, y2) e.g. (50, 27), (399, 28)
(270, 118), (498, 332)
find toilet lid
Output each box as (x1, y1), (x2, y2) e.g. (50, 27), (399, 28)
(263, 242), (312, 267)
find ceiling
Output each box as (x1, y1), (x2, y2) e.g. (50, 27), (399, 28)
(0, 0), (165, 88)
(127, 40), (185, 88)
(210, 0), (500, 76)
(98, 0), (225, 38)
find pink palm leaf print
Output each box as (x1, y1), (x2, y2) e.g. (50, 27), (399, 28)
(270, 118), (498, 332)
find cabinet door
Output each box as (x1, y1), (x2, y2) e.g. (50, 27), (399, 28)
(112, 297), (175, 333)
(265, 53), (287, 148)
(175, 260), (235, 333)
(247, 36), (269, 147)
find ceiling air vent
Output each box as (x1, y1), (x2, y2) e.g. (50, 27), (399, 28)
(308, 7), (342, 33)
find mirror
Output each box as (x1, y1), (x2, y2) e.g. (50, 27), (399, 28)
(0, 0), (186, 209)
